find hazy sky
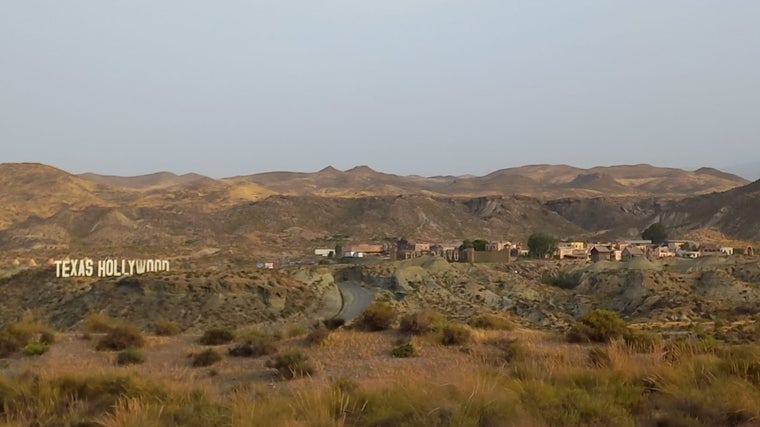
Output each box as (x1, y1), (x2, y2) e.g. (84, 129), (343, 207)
(2, 1), (759, 178)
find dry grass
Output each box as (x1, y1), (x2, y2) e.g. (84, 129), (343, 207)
(2, 326), (760, 425)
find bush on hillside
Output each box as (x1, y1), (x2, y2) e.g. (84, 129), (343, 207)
(227, 337), (278, 358)
(117, 348), (145, 366)
(567, 309), (629, 343)
(0, 322), (58, 358)
(82, 313), (119, 333)
(265, 350), (315, 380)
(192, 349), (222, 367)
(356, 302), (396, 331)
(154, 321), (181, 336)
(399, 310), (443, 335)
(23, 342), (49, 356)
(391, 342), (419, 358)
(440, 323), (472, 346)
(469, 313), (514, 331)
(96, 325), (145, 351)
(199, 328), (235, 345)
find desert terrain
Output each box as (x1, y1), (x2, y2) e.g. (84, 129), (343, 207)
(1, 162), (760, 426)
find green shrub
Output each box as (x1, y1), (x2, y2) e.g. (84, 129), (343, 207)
(0, 322), (56, 358)
(469, 313), (514, 331)
(95, 325), (145, 351)
(399, 310), (443, 335)
(567, 310), (630, 343)
(356, 302), (396, 331)
(304, 326), (330, 346)
(199, 328), (235, 345)
(391, 342), (419, 358)
(116, 348), (145, 366)
(440, 323), (472, 346)
(23, 342), (49, 356)
(265, 350), (315, 380)
(192, 349), (222, 367)
(227, 337), (277, 358)
(154, 321), (181, 336)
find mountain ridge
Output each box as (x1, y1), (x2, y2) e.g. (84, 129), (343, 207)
(1, 162), (758, 255)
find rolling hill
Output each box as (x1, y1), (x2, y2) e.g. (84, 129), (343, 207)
(225, 163), (748, 199)
(0, 162), (757, 257)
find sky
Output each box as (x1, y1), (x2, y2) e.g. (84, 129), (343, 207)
(1, 1), (759, 179)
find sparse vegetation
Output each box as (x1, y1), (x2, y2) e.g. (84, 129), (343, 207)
(96, 325), (145, 351)
(399, 309), (443, 335)
(285, 325), (308, 338)
(22, 341), (49, 356)
(117, 348), (145, 366)
(154, 320), (181, 336)
(481, 337), (525, 365)
(440, 322), (472, 346)
(356, 302), (396, 331)
(199, 328), (236, 345)
(192, 349), (223, 367)
(227, 337), (277, 358)
(0, 322), (56, 358)
(469, 313), (514, 330)
(304, 325), (331, 346)
(82, 312), (120, 333)
(391, 342), (419, 358)
(567, 309), (630, 343)
(265, 350), (315, 380)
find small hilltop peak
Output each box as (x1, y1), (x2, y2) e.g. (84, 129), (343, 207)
(317, 165), (341, 174)
(345, 165), (376, 174)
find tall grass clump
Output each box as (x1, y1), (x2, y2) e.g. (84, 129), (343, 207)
(440, 322), (472, 346)
(265, 350), (315, 380)
(117, 348), (145, 366)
